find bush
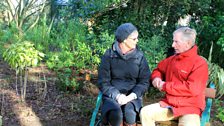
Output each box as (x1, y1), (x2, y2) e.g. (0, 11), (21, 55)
(45, 19), (101, 91)
(215, 100), (224, 123)
(2, 41), (44, 101)
(139, 35), (169, 69)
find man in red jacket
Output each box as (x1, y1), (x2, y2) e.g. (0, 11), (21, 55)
(140, 27), (208, 126)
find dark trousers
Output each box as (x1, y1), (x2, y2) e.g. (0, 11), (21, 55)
(103, 102), (137, 126)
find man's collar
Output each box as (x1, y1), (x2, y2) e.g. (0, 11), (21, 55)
(176, 45), (198, 60)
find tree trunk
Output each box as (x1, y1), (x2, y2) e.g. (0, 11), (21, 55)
(42, 67), (47, 99)
(23, 67), (28, 101)
(15, 71), (19, 95)
(20, 69), (24, 101)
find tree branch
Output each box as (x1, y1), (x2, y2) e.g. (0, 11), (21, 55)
(26, 0), (47, 31)
(92, 0), (129, 19)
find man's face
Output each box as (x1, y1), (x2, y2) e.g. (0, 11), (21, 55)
(172, 32), (191, 54)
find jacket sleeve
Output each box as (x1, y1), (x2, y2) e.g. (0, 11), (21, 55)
(132, 56), (151, 97)
(97, 50), (120, 100)
(151, 58), (169, 81)
(163, 61), (208, 97)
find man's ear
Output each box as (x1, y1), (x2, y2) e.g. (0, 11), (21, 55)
(187, 41), (194, 48)
(187, 41), (191, 46)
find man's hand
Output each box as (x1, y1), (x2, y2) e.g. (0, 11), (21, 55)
(116, 94), (128, 105)
(152, 77), (165, 91)
(157, 81), (165, 91)
(152, 77), (162, 88)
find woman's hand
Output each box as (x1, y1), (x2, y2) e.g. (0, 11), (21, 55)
(116, 94), (128, 105)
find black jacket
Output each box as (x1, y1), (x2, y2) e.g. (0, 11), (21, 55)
(98, 42), (151, 100)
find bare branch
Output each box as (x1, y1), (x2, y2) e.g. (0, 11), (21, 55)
(22, 0), (37, 17)
(92, 0), (129, 19)
(26, 0), (47, 31)
(5, 0), (15, 21)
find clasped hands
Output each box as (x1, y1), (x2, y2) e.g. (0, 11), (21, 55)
(152, 77), (165, 91)
(116, 93), (137, 105)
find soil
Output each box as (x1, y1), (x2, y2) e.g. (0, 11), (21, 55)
(0, 59), (223, 126)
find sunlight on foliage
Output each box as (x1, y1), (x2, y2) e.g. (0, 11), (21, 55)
(207, 42), (224, 99)
(2, 41), (44, 101)
(215, 100), (224, 123)
(3, 41), (44, 70)
(208, 62), (224, 99)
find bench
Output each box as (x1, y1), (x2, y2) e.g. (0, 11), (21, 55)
(90, 83), (216, 126)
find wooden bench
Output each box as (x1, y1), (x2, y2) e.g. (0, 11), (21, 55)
(90, 83), (216, 126)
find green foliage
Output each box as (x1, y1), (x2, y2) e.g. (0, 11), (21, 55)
(57, 68), (79, 91)
(0, 23), (21, 55)
(193, 12), (224, 67)
(139, 35), (168, 69)
(24, 15), (52, 52)
(89, 0), (224, 68)
(3, 41), (44, 70)
(50, 19), (86, 51)
(53, 0), (125, 20)
(45, 19), (101, 91)
(1, 0), (224, 97)
(96, 30), (115, 55)
(46, 19), (100, 70)
(208, 62), (224, 99)
(215, 100), (224, 123)
(2, 41), (44, 101)
(76, 0), (125, 18)
(217, 35), (224, 51)
(85, 0), (224, 96)
(207, 42), (224, 98)
(46, 51), (80, 91)
(46, 51), (73, 69)
(46, 41), (96, 70)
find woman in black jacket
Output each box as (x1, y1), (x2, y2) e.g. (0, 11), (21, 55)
(98, 23), (151, 126)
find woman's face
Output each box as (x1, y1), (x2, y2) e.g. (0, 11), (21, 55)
(124, 31), (139, 49)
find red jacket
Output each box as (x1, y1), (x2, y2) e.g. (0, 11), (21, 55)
(151, 46), (208, 117)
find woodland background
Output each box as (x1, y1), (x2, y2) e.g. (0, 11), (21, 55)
(0, 0), (223, 126)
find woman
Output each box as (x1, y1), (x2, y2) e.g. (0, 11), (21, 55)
(98, 23), (151, 126)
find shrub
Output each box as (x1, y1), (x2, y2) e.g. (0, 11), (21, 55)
(3, 41), (44, 101)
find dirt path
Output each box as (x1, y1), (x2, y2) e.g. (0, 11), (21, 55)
(0, 60), (99, 126)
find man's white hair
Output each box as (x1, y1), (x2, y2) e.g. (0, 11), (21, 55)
(173, 27), (197, 46)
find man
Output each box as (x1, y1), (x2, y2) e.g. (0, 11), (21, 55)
(140, 27), (208, 126)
